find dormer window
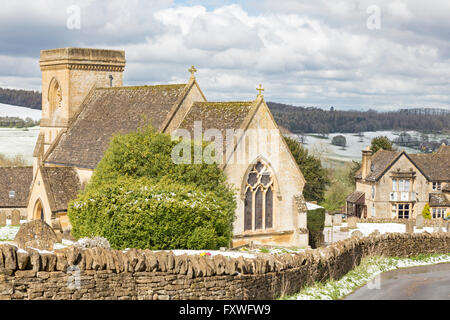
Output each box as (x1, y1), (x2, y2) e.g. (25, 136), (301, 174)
(432, 182), (441, 191)
(9, 191), (15, 198)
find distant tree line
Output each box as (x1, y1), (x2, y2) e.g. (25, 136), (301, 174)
(0, 116), (40, 128)
(268, 102), (450, 134)
(0, 87), (41, 109)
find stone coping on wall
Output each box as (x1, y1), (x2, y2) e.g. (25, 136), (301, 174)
(349, 217), (445, 227)
(0, 233), (449, 300)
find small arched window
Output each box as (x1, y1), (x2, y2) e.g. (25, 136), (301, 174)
(244, 161), (274, 231)
(48, 78), (62, 115)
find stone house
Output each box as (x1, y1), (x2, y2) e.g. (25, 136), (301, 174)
(347, 144), (450, 220)
(22, 47), (308, 248)
(0, 167), (33, 219)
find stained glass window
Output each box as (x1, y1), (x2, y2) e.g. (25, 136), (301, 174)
(243, 161), (274, 231)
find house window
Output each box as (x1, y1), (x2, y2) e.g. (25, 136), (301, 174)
(371, 206), (375, 217)
(9, 191), (15, 198)
(393, 179), (411, 192)
(392, 179), (397, 191)
(432, 182), (442, 191)
(432, 208), (446, 219)
(244, 161), (274, 231)
(398, 203), (410, 219)
(371, 186), (375, 199)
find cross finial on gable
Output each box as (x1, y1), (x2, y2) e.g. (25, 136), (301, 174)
(188, 65), (197, 78)
(256, 84), (264, 96)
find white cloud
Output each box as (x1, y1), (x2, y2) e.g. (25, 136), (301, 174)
(0, 0), (449, 110)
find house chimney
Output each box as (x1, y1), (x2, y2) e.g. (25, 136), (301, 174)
(361, 146), (373, 180)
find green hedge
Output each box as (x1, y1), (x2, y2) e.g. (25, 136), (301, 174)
(68, 125), (236, 250)
(307, 208), (326, 249)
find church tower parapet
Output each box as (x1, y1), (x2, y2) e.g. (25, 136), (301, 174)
(38, 48), (126, 152)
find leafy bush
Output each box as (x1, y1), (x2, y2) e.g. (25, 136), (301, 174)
(331, 135), (347, 148)
(68, 125), (236, 250)
(307, 208), (326, 249)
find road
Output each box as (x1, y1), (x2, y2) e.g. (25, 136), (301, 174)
(345, 263), (450, 300)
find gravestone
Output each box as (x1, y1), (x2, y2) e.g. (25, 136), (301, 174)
(11, 209), (21, 226)
(405, 220), (414, 234)
(433, 224), (441, 233)
(324, 213), (333, 227)
(347, 216), (358, 229)
(351, 230), (363, 238)
(333, 214), (342, 226)
(0, 211), (6, 227)
(446, 221), (450, 233)
(14, 219), (58, 251)
(415, 215), (424, 229)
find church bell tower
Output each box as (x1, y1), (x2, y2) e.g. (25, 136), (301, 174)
(38, 48), (126, 154)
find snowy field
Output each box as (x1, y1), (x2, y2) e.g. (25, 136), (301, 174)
(293, 130), (449, 163)
(0, 126), (39, 163)
(0, 103), (41, 162)
(0, 103), (41, 121)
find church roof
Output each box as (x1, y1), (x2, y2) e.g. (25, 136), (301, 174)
(0, 167), (33, 208)
(46, 84), (188, 169)
(178, 101), (255, 162)
(179, 101), (254, 135)
(41, 167), (81, 213)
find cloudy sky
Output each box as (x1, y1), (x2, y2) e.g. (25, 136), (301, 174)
(1, 0), (449, 111)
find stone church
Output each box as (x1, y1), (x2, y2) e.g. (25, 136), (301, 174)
(24, 47), (309, 248)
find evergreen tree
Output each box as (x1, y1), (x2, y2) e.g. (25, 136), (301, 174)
(422, 203), (432, 220)
(284, 136), (330, 203)
(371, 136), (394, 153)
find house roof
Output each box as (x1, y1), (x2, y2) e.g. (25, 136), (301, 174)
(45, 84), (188, 169)
(355, 145), (450, 182)
(41, 167), (81, 213)
(346, 191), (365, 204)
(408, 152), (450, 181)
(443, 183), (450, 193)
(0, 167), (33, 208)
(428, 192), (450, 207)
(355, 150), (401, 181)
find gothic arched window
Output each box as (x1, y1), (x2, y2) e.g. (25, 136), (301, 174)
(244, 161), (274, 231)
(48, 78), (62, 116)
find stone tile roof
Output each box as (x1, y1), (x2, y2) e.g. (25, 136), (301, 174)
(41, 167), (81, 213)
(179, 101), (255, 135)
(428, 192), (450, 207)
(355, 150), (401, 181)
(408, 152), (450, 182)
(355, 145), (450, 182)
(346, 191), (365, 204)
(46, 84), (187, 169)
(178, 101), (255, 161)
(443, 183), (450, 193)
(0, 167), (33, 208)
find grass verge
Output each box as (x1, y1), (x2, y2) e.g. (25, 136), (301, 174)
(281, 253), (450, 300)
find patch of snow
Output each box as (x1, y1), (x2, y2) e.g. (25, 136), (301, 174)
(0, 103), (41, 120)
(292, 254), (450, 300)
(306, 202), (324, 210)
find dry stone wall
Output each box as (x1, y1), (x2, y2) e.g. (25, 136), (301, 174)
(0, 233), (448, 300)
